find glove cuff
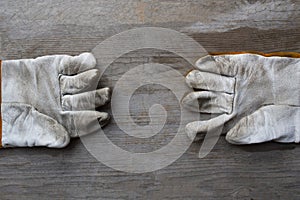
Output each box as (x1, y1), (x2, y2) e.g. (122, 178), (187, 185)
(210, 51), (300, 58)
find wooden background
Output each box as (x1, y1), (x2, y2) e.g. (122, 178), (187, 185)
(0, 0), (299, 199)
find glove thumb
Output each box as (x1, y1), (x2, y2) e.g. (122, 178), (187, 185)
(1, 103), (70, 148)
(226, 105), (299, 144)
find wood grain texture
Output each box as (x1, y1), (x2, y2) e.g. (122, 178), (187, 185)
(0, 0), (299, 199)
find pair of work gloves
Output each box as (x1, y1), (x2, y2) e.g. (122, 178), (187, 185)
(0, 52), (299, 149)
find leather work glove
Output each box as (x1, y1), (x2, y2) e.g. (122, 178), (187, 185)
(182, 53), (299, 157)
(0, 53), (110, 148)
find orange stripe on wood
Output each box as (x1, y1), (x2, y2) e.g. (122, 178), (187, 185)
(209, 51), (300, 58)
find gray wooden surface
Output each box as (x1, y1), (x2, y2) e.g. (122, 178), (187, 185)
(0, 0), (299, 199)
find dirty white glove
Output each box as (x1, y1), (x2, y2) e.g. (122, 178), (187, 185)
(182, 54), (299, 153)
(1, 53), (110, 148)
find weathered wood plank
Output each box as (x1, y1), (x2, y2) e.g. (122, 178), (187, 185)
(0, 0), (299, 199)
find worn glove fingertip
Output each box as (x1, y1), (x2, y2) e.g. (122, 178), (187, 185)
(48, 133), (71, 148)
(98, 112), (111, 127)
(185, 123), (199, 141)
(78, 52), (96, 69)
(225, 120), (254, 145)
(185, 70), (199, 88)
(225, 130), (244, 145)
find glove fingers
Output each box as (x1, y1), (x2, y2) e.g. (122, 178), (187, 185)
(182, 91), (233, 114)
(60, 69), (100, 95)
(63, 111), (110, 138)
(60, 53), (96, 75)
(195, 55), (236, 76)
(226, 105), (300, 144)
(62, 87), (111, 111)
(186, 70), (235, 93)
